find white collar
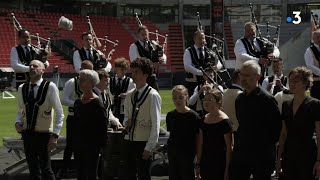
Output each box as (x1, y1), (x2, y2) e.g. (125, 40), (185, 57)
(30, 78), (43, 87)
(136, 83), (148, 94)
(194, 45), (204, 50)
(139, 40), (148, 46)
(21, 44), (31, 49)
(116, 74), (126, 81)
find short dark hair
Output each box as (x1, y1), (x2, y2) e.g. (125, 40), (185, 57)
(96, 69), (110, 81)
(114, 57), (130, 69)
(18, 29), (29, 38)
(130, 57), (152, 76)
(137, 25), (148, 33)
(81, 32), (92, 40)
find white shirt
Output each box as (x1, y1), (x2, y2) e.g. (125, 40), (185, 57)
(183, 45), (223, 76)
(10, 45), (50, 73)
(129, 41), (167, 63)
(61, 77), (77, 107)
(93, 87), (121, 126)
(261, 74), (288, 92)
(16, 78), (64, 135)
(73, 48), (112, 73)
(123, 84), (161, 152)
(234, 38), (280, 69)
(304, 44), (320, 76)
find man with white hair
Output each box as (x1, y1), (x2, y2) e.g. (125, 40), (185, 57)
(229, 60), (282, 180)
(60, 60), (93, 172)
(234, 22), (280, 73)
(15, 60), (64, 180)
(304, 29), (320, 100)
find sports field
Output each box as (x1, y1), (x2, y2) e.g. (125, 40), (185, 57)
(0, 90), (174, 147)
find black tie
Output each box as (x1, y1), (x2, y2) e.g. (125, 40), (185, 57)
(87, 49), (93, 60)
(29, 84), (36, 101)
(116, 78), (122, 89)
(25, 47), (31, 62)
(144, 42), (148, 50)
(134, 90), (139, 102)
(101, 92), (106, 104)
(198, 48), (204, 60)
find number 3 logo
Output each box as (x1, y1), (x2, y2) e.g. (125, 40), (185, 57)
(293, 11), (301, 24)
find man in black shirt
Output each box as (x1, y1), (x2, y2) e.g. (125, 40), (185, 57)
(229, 60), (282, 180)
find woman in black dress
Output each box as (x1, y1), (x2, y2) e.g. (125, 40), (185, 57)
(277, 66), (320, 180)
(166, 85), (201, 180)
(195, 89), (233, 180)
(74, 69), (109, 180)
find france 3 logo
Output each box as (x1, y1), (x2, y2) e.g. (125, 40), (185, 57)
(286, 11), (301, 25)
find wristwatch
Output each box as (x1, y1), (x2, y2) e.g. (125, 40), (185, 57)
(51, 133), (59, 139)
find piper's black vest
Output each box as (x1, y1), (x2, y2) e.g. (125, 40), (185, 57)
(240, 37), (264, 58)
(135, 41), (156, 62)
(186, 46), (216, 84)
(22, 80), (50, 132)
(268, 75), (287, 95)
(110, 76), (130, 115)
(78, 47), (101, 70)
(15, 45), (36, 82)
(309, 44), (320, 77)
(93, 89), (111, 120)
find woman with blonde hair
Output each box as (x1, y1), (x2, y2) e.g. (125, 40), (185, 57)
(166, 85), (201, 180)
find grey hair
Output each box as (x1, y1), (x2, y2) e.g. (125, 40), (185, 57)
(242, 60), (261, 75)
(79, 69), (100, 86)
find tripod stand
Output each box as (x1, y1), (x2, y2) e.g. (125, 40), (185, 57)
(53, 70), (64, 89)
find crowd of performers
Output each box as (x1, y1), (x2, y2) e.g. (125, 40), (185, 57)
(8, 17), (320, 180)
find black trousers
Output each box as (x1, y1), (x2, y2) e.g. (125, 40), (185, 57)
(168, 145), (195, 180)
(63, 115), (76, 168)
(311, 81), (320, 100)
(124, 140), (151, 180)
(75, 145), (101, 180)
(229, 153), (273, 180)
(22, 131), (56, 180)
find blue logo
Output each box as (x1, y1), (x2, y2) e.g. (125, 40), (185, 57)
(286, 16), (292, 23)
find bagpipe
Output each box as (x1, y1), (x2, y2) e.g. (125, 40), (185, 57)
(249, 3), (280, 78)
(135, 13), (168, 63)
(86, 16), (119, 70)
(196, 12), (231, 88)
(11, 13), (73, 65)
